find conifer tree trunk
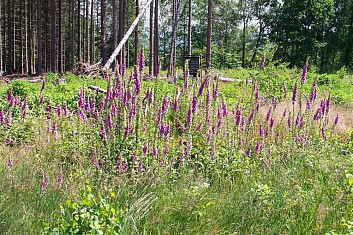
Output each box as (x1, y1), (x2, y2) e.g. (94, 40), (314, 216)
(153, 0), (159, 76)
(78, 0), (81, 62)
(7, 0), (13, 74)
(27, 0), (32, 75)
(85, 0), (89, 62)
(71, 0), (75, 68)
(37, 0), (42, 75)
(206, 0), (212, 70)
(134, 0), (139, 66)
(90, 0), (94, 64)
(58, 0), (63, 74)
(112, 0), (117, 71)
(51, 0), (56, 73)
(0, 1), (3, 75)
(187, 0), (192, 56)
(149, 0), (153, 75)
(101, 0), (107, 65)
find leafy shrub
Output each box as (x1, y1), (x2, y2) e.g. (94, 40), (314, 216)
(42, 185), (123, 235)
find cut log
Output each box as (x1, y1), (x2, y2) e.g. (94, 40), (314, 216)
(88, 85), (107, 94)
(103, 0), (154, 71)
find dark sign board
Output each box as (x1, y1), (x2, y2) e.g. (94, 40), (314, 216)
(184, 55), (201, 77)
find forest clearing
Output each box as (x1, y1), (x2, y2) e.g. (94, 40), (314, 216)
(1, 0), (353, 234)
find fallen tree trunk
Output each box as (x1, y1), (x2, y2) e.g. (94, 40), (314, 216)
(103, 0), (154, 71)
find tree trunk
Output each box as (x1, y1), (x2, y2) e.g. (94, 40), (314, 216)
(206, 0), (213, 70)
(134, 0), (139, 66)
(153, 0), (159, 76)
(37, 0), (42, 75)
(85, 0), (89, 62)
(149, 0), (154, 75)
(71, 0), (75, 68)
(112, 0), (117, 71)
(7, 0), (13, 74)
(168, 0), (181, 77)
(241, 0), (247, 68)
(101, 0), (107, 65)
(251, 19), (263, 64)
(0, 0), (3, 75)
(58, 0), (63, 74)
(78, 0), (81, 62)
(51, 0), (56, 73)
(103, 0), (154, 71)
(27, 0), (32, 75)
(90, 0), (94, 64)
(187, 0), (192, 56)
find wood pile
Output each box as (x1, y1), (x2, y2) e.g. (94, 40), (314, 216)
(73, 61), (105, 79)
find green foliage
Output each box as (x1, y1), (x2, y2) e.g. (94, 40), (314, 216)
(42, 185), (123, 235)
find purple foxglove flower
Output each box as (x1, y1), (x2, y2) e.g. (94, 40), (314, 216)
(192, 96), (198, 113)
(117, 154), (123, 173)
(7, 90), (13, 101)
(123, 162), (129, 172)
(222, 101), (228, 117)
(112, 105), (118, 117)
(310, 81), (317, 102)
(260, 53), (266, 68)
(85, 98), (91, 112)
(124, 124), (130, 138)
(198, 78), (208, 96)
(57, 166), (63, 188)
(57, 104), (61, 117)
(301, 62), (308, 83)
(295, 114), (301, 127)
(334, 114), (339, 126)
(139, 48), (145, 72)
(80, 109), (86, 122)
(292, 82), (298, 102)
(40, 95), (44, 105)
(164, 145), (169, 156)
(287, 116), (291, 128)
(326, 94), (331, 113)
(247, 109), (255, 125)
(134, 67), (141, 95)
(6, 138), (12, 145)
(22, 99), (27, 110)
(41, 80), (46, 92)
(138, 159), (143, 173)
(107, 113), (114, 131)
(270, 118), (274, 128)
(41, 173), (49, 194)
(179, 121), (186, 132)
(252, 76), (257, 91)
(255, 142), (263, 153)
(161, 96), (170, 114)
(63, 105), (68, 117)
(22, 105), (27, 118)
(283, 84), (287, 98)
(196, 122), (203, 132)
(173, 100), (179, 112)
(121, 57), (126, 77)
(206, 86), (211, 105)
(0, 110), (4, 123)
(100, 99), (106, 112)
(306, 99), (312, 110)
(8, 156), (13, 168)
(255, 90), (260, 102)
(321, 127), (327, 140)
(6, 111), (11, 124)
(314, 108), (321, 121)
(53, 122), (58, 141)
(91, 97), (96, 113)
(183, 77), (189, 94)
(214, 82), (219, 99)
(180, 150), (185, 165)
(283, 108), (287, 118)
(157, 109), (163, 126)
(101, 125), (107, 142)
(266, 107), (272, 122)
(187, 108), (193, 128)
(143, 141), (149, 154)
(246, 147), (251, 156)
(320, 100), (326, 116)
(173, 74), (178, 84)
(260, 125), (265, 137)
(153, 146), (158, 158)
(79, 87), (86, 108)
(71, 129), (75, 138)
